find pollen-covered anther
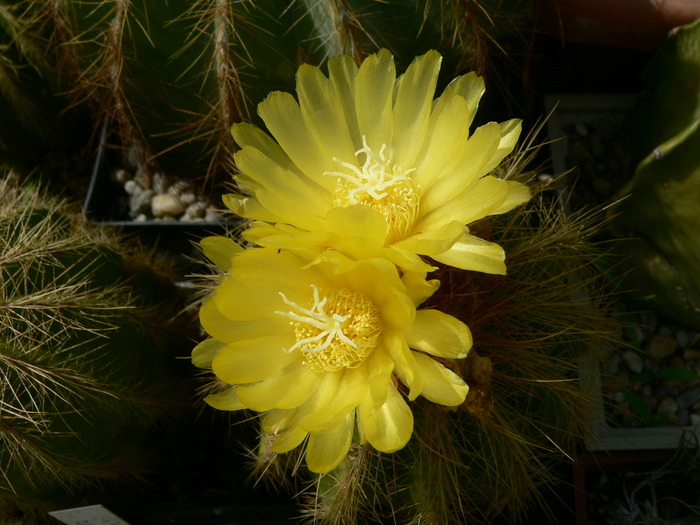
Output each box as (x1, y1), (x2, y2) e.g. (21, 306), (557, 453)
(275, 284), (382, 372)
(324, 136), (421, 244)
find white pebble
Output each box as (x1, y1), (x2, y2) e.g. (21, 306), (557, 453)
(656, 396), (678, 416)
(152, 172), (168, 194)
(205, 208), (224, 222)
(179, 192), (197, 205)
(623, 350), (644, 374)
(168, 180), (191, 196)
(124, 180), (141, 195)
(152, 194), (185, 217)
(130, 189), (155, 217)
(184, 201), (207, 218)
(111, 168), (132, 185)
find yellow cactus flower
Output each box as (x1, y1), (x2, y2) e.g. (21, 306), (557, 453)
(193, 237), (471, 473)
(227, 49), (530, 274)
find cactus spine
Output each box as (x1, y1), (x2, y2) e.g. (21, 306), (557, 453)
(0, 174), (189, 521)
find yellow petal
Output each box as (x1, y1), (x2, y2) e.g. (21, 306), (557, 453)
(393, 220), (464, 256)
(306, 411), (355, 473)
(325, 205), (388, 242)
(439, 71), (485, 113)
(191, 337), (225, 368)
(477, 118), (522, 177)
(431, 233), (507, 274)
(272, 426), (308, 454)
(211, 336), (297, 385)
(385, 331), (423, 400)
(355, 49), (395, 151)
(200, 298), (289, 343)
(416, 175), (508, 233)
(205, 386), (246, 411)
(258, 91), (331, 181)
(384, 246), (438, 274)
(491, 180), (531, 215)
(412, 352), (469, 406)
(366, 347), (394, 409)
(236, 360), (321, 411)
(359, 385), (413, 453)
(231, 122), (298, 173)
(401, 271), (440, 306)
(414, 95), (472, 189)
(298, 367), (366, 432)
(419, 122), (502, 213)
(200, 236), (242, 271)
(392, 50), (441, 167)
(328, 54), (361, 150)
(235, 147), (330, 229)
(262, 408), (294, 434)
(297, 63), (356, 165)
(406, 309), (472, 359)
(294, 372), (342, 433)
(222, 193), (281, 222)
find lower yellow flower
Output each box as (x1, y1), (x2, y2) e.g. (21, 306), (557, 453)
(193, 237), (472, 473)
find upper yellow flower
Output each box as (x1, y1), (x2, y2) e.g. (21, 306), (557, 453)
(192, 237), (471, 473)
(227, 49), (530, 274)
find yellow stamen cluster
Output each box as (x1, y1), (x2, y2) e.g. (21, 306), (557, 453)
(326, 137), (421, 245)
(276, 284), (382, 372)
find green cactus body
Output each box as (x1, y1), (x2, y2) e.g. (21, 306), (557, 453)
(612, 119), (700, 328)
(0, 177), (188, 519)
(1, 0), (531, 186)
(611, 19), (700, 328)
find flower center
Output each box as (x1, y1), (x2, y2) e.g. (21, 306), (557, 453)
(324, 136), (421, 244)
(275, 284), (382, 372)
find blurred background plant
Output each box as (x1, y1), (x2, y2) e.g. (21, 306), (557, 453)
(0, 0), (533, 202)
(0, 173), (196, 523)
(609, 18), (700, 330)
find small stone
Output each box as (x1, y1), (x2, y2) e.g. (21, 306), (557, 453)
(677, 388), (700, 409)
(110, 168), (132, 185)
(676, 329), (694, 348)
(151, 194), (185, 217)
(124, 179), (141, 195)
(645, 334), (678, 360)
(133, 168), (152, 190)
(130, 189), (155, 217)
(691, 414), (700, 427)
(204, 208), (225, 222)
(613, 391), (626, 403)
(684, 349), (700, 360)
(134, 214), (148, 222)
(640, 384), (653, 397)
(152, 172), (168, 194)
(167, 180), (191, 196)
(623, 350), (644, 373)
(656, 396), (678, 416)
(179, 192), (197, 205)
(184, 201), (207, 219)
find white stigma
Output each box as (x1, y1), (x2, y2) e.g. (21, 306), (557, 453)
(324, 136), (415, 203)
(275, 285), (358, 354)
